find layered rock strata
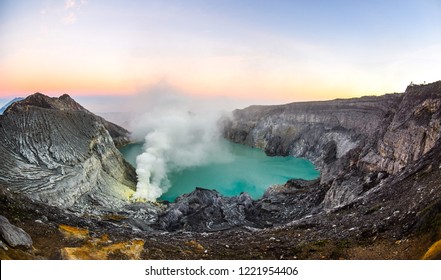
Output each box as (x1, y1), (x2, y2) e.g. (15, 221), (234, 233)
(223, 81), (441, 210)
(0, 93), (136, 210)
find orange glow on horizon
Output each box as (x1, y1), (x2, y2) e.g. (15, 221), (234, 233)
(1, 52), (400, 102)
(0, 72), (389, 102)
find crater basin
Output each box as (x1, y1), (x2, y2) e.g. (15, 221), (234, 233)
(120, 141), (320, 202)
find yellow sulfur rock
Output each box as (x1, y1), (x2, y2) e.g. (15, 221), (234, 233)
(58, 225), (89, 239)
(60, 236), (145, 260)
(422, 239), (441, 260)
(184, 240), (206, 254)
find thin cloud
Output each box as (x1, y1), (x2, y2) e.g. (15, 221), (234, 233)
(62, 12), (77, 25)
(65, 0), (76, 10)
(62, 0), (87, 25)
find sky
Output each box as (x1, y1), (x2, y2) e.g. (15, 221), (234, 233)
(1, 0), (441, 109)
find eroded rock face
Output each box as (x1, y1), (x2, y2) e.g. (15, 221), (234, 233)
(158, 188), (255, 231)
(223, 81), (441, 210)
(224, 95), (401, 182)
(369, 83), (441, 174)
(0, 93), (136, 210)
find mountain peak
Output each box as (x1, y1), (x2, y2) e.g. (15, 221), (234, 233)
(5, 92), (88, 114)
(405, 80), (441, 94)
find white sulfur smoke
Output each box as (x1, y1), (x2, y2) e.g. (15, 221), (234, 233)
(130, 88), (234, 202)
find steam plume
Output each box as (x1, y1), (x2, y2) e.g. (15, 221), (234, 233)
(130, 88), (233, 201)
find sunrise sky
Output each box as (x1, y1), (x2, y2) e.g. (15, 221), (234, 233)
(1, 0), (441, 107)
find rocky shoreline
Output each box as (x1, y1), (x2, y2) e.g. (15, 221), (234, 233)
(1, 82), (441, 259)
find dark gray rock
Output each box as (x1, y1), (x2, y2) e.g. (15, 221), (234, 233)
(0, 215), (33, 249)
(156, 181), (330, 232)
(157, 188), (256, 232)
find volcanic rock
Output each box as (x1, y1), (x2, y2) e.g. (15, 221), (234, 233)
(223, 81), (441, 210)
(158, 188), (255, 231)
(0, 93), (136, 210)
(0, 215), (33, 249)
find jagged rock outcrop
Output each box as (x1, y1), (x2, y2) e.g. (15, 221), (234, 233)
(157, 188), (255, 231)
(0, 93), (136, 210)
(157, 180), (329, 232)
(223, 81), (441, 210)
(362, 82), (441, 174)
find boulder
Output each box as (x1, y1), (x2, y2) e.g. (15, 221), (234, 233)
(0, 215), (33, 249)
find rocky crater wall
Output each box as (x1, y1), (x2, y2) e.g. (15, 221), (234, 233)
(223, 81), (441, 209)
(0, 93), (137, 211)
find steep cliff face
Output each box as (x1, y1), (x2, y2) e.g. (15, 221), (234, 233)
(0, 93), (136, 210)
(224, 94), (400, 181)
(224, 81), (441, 209)
(363, 82), (441, 174)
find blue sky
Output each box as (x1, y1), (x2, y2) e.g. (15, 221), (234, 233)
(1, 0), (440, 106)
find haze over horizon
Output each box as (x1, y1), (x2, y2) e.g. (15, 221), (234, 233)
(1, 0), (441, 108)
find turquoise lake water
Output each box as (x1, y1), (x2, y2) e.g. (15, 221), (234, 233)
(119, 141), (319, 202)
